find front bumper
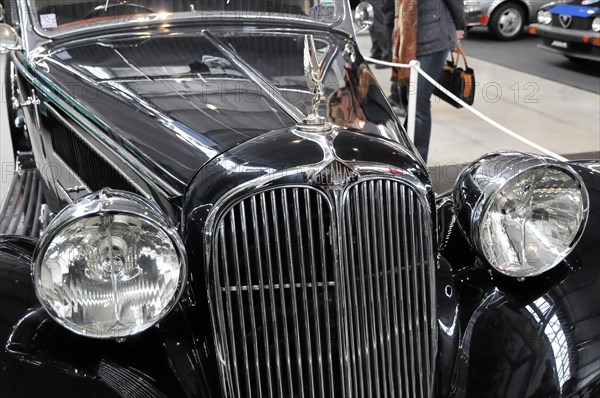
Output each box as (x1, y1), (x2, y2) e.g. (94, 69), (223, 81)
(530, 23), (600, 61)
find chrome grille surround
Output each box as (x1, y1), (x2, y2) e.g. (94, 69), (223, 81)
(206, 175), (436, 398)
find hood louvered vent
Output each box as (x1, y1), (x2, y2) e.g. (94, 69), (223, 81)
(45, 110), (139, 194)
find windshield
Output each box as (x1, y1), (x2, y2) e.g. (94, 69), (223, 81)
(30, 1), (344, 36)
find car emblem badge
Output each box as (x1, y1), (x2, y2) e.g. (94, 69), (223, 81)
(559, 14), (572, 28)
(311, 160), (359, 186)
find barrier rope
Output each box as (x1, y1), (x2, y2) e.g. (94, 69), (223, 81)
(364, 56), (569, 162)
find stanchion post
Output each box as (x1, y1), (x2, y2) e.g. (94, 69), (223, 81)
(407, 59), (420, 143)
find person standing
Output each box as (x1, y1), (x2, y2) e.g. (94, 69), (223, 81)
(369, 0), (393, 64)
(391, 0), (465, 163)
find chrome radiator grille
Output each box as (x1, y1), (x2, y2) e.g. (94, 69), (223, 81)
(342, 180), (436, 398)
(208, 180), (436, 398)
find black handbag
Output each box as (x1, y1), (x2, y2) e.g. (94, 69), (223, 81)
(433, 47), (475, 109)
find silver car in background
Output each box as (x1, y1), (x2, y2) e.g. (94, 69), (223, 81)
(465, 0), (552, 39)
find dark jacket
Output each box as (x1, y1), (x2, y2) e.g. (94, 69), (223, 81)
(417, 0), (466, 55)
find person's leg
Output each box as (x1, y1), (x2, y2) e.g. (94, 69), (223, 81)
(383, 7), (395, 61)
(389, 83), (406, 117)
(412, 49), (449, 162)
(369, 0), (390, 60)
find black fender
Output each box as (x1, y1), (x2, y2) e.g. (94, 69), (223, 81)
(0, 235), (209, 398)
(436, 163), (600, 398)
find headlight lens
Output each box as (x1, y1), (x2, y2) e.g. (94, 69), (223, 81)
(34, 190), (187, 339)
(537, 10), (552, 24)
(453, 152), (589, 278)
(592, 17), (600, 32)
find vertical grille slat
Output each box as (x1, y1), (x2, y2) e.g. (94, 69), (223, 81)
(408, 190), (425, 398)
(293, 189), (316, 398)
(400, 185), (418, 398)
(344, 193), (362, 398)
(355, 185), (373, 397)
(317, 194), (336, 398)
(221, 222), (241, 398)
(281, 189), (306, 398)
(386, 181), (406, 395)
(259, 193), (285, 398)
(391, 183), (409, 397)
(210, 179), (435, 398)
(269, 190), (295, 398)
(418, 203), (432, 389)
(379, 181), (395, 398)
(239, 203), (264, 398)
(217, 224), (238, 397)
(365, 182), (377, 396)
(251, 196), (274, 398)
(369, 181), (385, 398)
(229, 208), (253, 397)
(305, 191), (326, 398)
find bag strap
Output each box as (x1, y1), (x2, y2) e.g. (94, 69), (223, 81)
(449, 50), (457, 66)
(455, 47), (469, 69)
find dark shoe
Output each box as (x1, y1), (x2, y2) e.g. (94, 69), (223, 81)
(388, 95), (407, 117)
(392, 105), (407, 118)
(387, 94), (401, 107)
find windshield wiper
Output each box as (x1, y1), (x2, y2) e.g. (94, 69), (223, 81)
(202, 30), (305, 123)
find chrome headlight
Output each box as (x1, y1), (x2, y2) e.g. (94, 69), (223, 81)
(537, 10), (552, 24)
(34, 190), (187, 339)
(453, 152), (588, 278)
(593, 17), (600, 32)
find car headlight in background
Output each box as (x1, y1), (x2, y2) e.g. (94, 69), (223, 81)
(34, 189), (187, 339)
(593, 17), (600, 32)
(537, 10), (552, 24)
(453, 152), (588, 278)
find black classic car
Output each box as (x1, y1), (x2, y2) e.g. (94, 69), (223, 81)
(1, 1), (599, 397)
(530, 0), (600, 62)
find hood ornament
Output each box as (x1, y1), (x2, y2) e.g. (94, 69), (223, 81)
(300, 35), (331, 130)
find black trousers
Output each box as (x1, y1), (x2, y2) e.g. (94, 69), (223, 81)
(369, 0), (394, 61)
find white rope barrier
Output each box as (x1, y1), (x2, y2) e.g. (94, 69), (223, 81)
(364, 56), (569, 162)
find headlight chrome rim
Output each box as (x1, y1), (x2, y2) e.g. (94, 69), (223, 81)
(33, 189), (188, 339)
(453, 151), (589, 278)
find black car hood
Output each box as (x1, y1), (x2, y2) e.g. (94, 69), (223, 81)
(39, 32), (312, 193)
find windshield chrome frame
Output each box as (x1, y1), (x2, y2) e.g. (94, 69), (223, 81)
(23, 0), (350, 44)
